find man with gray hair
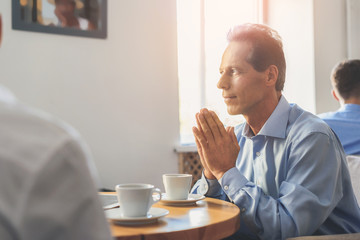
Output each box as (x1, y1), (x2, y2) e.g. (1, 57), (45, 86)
(192, 23), (360, 239)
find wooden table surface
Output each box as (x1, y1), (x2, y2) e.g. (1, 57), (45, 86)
(105, 194), (240, 240)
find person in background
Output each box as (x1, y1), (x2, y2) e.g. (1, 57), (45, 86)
(49, 0), (95, 30)
(191, 23), (360, 240)
(318, 59), (360, 156)
(0, 14), (111, 239)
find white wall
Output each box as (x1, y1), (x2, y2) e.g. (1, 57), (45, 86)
(347, 0), (360, 59)
(0, 0), (180, 190)
(267, 0), (347, 114)
(267, 0), (316, 113)
(313, 0), (347, 114)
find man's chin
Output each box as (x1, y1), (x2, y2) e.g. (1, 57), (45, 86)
(226, 106), (240, 115)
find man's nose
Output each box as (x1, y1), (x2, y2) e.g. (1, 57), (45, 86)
(217, 74), (230, 90)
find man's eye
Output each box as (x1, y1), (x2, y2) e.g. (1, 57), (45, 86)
(230, 69), (238, 74)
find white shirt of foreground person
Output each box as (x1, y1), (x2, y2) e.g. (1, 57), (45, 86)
(0, 88), (112, 239)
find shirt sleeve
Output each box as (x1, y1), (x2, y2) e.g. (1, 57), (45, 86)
(191, 171), (235, 203)
(219, 132), (343, 240)
(18, 137), (112, 240)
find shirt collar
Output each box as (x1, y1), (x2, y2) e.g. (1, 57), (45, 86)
(242, 95), (290, 139)
(340, 103), (360, 112)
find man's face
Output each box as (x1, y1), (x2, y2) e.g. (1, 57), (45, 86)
(55, 0), (75, 18)
(218, 41), (269, 116)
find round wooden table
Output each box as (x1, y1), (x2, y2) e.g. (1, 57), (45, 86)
(107, 196), (240, 240)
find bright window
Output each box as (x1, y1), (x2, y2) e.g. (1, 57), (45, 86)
(177, 0), (263, 144)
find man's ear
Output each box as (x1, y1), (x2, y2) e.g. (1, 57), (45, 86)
(332, 89), (340, 102)
(265, 65), (278, 87)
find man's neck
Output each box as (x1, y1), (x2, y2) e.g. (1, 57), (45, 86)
(343, 97), (360, 105)
(244, 92), (282, 136)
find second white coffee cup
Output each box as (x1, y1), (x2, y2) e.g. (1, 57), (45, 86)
(115, 183), (161, 217)
(162, 174), (192, 200)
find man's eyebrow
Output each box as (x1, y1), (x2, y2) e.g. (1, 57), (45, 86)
(219, 66), (236, 72)
(219, 67), (228, 72)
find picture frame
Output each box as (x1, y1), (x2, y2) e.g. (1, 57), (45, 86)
(12, 0), (107, 39)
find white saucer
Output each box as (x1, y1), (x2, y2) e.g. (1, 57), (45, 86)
(105, 207), (169, 225)
(160, 193), (205, 206)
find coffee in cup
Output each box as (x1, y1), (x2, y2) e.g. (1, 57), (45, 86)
(162, 174), (192, 200)
(115, 183), (161, 217)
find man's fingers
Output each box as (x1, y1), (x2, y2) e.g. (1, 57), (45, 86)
(197, 109), (216, 143)
(196, 113), (214, 146)
(226, 126), (240, 153)
(228, 126), (238, 145)
(193, 133), (205, 163)
(199, 109), (222, 140)
(192, 126), (208, 150)
(193, 127), (211, 171)
(225, 126), (231, 133)
(210, 111), (227, 137)
(193, 127), (203, 153)
(195, 113), (204, 135)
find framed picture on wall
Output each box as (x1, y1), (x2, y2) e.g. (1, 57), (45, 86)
(12, 0), (107, 39)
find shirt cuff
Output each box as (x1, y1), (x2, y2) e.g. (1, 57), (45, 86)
(219, 167), (249, 201)
(194, 171), (223, 197)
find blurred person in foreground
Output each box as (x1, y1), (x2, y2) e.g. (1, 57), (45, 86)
(0, 15), (111, 239)
(191, 23), (360, 240)
(318, 59), (360, 156)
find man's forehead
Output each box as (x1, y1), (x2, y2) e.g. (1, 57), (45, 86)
(221, 41), (253, 65)
(226, 40), (253, 53)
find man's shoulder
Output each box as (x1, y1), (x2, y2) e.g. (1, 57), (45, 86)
(0, 102), (80, 139)
(317, 110), (342, 123)
(287, 104), (333, 139)
(317, 111), (337, 119)
(233, 104), (334, 140)
(0, 103), (88, 201)
(0, 102), (84, 164)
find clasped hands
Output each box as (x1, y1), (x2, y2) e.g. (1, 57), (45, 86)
(192, 108), (240, 180)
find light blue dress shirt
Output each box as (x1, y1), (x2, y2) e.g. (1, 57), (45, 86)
(318, 104), (360, 155)
(192, 96), (360, 240)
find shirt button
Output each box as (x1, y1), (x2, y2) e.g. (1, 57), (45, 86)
(224, 185), (229, 191)
(256, 152), (261, 157)
(241, 208), (246, 212)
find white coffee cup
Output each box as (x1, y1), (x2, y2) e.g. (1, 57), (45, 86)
(162, 174), (192, 200)
(115, 183), (161, 217)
